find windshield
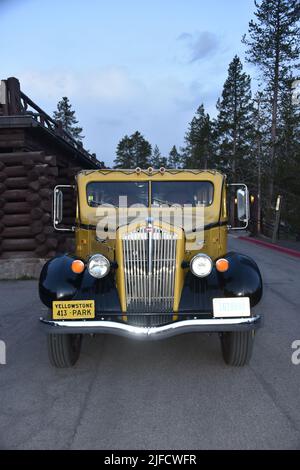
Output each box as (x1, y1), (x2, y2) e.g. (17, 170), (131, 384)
(86, 180), (214, 208)
(151, 181), (213, 207)
(86, 181), (148, 207)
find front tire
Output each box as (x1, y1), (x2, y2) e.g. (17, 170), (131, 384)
(220, 330), (254, 366)
(47, 334), (82, 368)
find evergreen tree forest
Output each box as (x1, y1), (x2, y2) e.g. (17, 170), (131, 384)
(112, 0), (299, 238)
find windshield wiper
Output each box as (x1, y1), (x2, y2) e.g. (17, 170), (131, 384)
(152, 197), (173, 207)
(90, 201), (118, 208)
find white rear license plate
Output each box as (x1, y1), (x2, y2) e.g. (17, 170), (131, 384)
(213, 297), (250, 318)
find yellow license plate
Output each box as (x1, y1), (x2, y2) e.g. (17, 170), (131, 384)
(52, 300), (95, 320)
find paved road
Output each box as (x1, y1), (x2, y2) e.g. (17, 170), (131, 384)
(0, 237), (300, 450)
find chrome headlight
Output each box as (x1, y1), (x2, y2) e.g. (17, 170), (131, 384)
(87, 254), (110, 279)
(190, 254), (213, 278)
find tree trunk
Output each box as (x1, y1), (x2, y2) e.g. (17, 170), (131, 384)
(230, 74), (238, 227)
(268, 7), (281, 208)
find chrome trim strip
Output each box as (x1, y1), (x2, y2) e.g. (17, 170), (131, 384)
(40, 315), (261, 339)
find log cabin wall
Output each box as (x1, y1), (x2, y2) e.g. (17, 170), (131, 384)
(0, 77), (102, 263)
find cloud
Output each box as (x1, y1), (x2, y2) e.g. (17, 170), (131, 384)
(18, 67), (143, 105)
(14, 66), (223, 165)
(177, 32), (193, 41)
(95, 116), (124, 128)
(178, 31), (221, 62)
(15, 68), (197, 164)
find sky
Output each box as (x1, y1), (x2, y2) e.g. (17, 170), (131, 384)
(0, 0), (257, 165)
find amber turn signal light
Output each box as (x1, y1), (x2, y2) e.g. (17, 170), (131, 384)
(216, 258), (229, 273)
(71, 259), (85, 274)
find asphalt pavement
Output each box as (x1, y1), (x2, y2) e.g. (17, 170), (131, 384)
(0, 236), (299, 450)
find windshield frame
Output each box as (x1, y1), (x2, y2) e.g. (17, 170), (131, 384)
(86, 179), (215, 208)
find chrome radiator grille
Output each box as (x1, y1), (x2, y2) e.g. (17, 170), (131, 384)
(122, 226), (177, 314)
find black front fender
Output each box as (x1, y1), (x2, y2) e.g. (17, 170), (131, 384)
(39, 254), (121, 312)
(179, 251), (263, 312)
(39, 255), (80, 307)
(221, 252), (263, 306)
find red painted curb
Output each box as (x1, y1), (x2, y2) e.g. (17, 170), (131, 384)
(238, 236), (300, 258)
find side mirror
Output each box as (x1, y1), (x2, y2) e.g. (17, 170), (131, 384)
(237, 188), (249, 222)
(227, 183), (249, 230)
(53, 185), (75, 232)
(54, 189), (63, 224)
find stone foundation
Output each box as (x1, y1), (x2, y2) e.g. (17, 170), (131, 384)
(0, 258), (46, 280)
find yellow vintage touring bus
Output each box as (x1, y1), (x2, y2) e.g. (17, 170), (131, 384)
(39, 168), (263, 367)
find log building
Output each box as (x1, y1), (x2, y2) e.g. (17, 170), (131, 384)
(0, 77), (101, 267)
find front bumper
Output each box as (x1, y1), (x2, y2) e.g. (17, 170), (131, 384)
(40, 314), (262, 340)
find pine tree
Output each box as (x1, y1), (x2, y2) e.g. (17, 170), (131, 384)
(183, 104), (213, 169)
(242, 0), (300, 203)
(250, 90), (272, 234)
(53, 97), (84, 141)
(168, 145), (182, 168)
(113, 131), (152, 168)
(274, 77), (300, 239)
(276, 76), (300, 234)
(215, 56), (254, 182)
(150, 145), (167, 168)
(278, 77), (300, 170)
